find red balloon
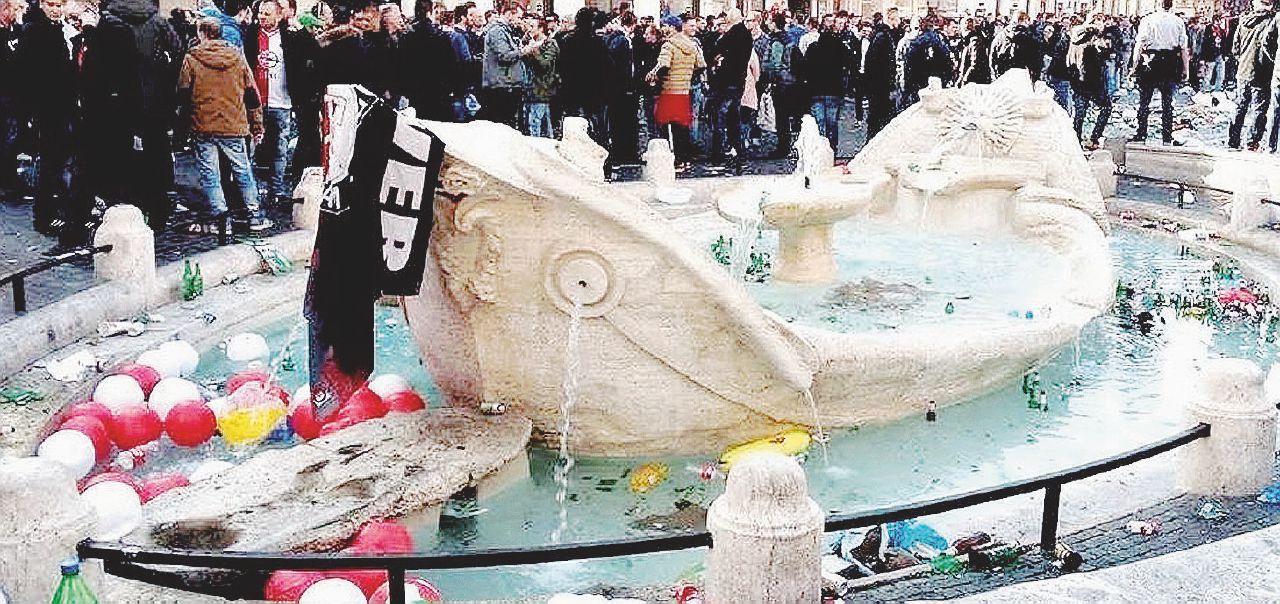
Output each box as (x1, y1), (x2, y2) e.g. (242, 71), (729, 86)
(289, 401), (324, 440)
(263, 569), (326, 601)
(79, 471), (143, 494)
(164, 401), (217, 447)
(336, 388), (387, 423)
(60, 415), (112, 462)
(351, 520), (414, 554)
(63, 401), (115, 429)
(266, 385), (290, 407)
(108, 405), (162, 450)
(226, 370), (271, 396)
(383, 391), (426, 414)
(139, 473), (191, 503)
(113, 364), (162, 397)
(369, 578), (444, 604)
(317, 415), (363, 436)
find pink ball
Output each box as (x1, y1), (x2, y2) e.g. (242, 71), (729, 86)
(383, 391), (426, 414)
(79, 471), (143, 494)
(335, 388), (387, 423)
(369, 578), (443, 604)
(139, 473), (191, 503)
(164, 401), (217, 447)
(263, 570), (327, 601)
(290, 401), (324, 441)
(109, 405), (162, 450)
(60, 415), (113, 462)
(226, 370), (271, 396)
(114, 364), (162, 397)
(63, 401), (115, 428)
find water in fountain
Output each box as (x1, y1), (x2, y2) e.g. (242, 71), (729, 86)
(728, 198), (762, 282)
(802, 388), (829, 463)
(552, 300), (585, 544)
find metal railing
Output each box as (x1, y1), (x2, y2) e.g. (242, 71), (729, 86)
(77, 422), (1211, 603)
(0, 245), (112, 315)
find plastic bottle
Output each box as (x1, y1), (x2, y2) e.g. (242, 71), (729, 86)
(50, 557), (98, 604)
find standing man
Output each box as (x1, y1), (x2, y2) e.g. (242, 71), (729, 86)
(481, 1), (534, 130)
(707, 7), (751, 168)
(523, 15), (558, 138)
(17, 0), (78, 236)
(1069, 13), (1114, 151)
(0, 0), (24, 198)
(957, 16), (992, 84)
(1229, 0), (1275, 151)
(990, 11), (1041, 81)
(557, 7), (609, 143)
(605, 11), (640, 167)
(178, 17), (270, 231)
(245, 0), (317, 205)
(801, 15), (848, 152)
(1130, 0), (1189, 146)
(863, 10), (899, 140)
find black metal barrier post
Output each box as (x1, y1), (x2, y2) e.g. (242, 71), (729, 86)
(1040, 484), (1061, 551)
(11, 276), (25, 314)
(1, 245), (112, 315)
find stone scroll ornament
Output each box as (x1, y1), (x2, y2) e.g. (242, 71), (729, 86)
(304, 86), (445, 418)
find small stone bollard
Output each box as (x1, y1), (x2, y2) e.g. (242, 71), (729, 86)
(1088, 149), (1118, 198)
(1178, 358), (1278, 496)
(642, 139), (676, 187)
(705, 453), (823, 604)
(0, 457), (99, 603)
(292, 166), (325, 231)
(94, 204), (155, 288)
(1227, 174), (1272, 234)
(558, 117), (608, 181)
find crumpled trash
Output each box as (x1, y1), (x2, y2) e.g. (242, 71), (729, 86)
(1053, 542), (1083, 572)
(1126, 519), (1162, 535)
(97, 321), (146, 338)
(252, 242), (293, 275)
(1197, 500), (1228, 520)
(929, 553), (965, 574)
(951, 531), (992, 554)
(1256, 483), (1280, 504)
(0, 387), (44, 406)
(886, 519), (949, 553)
(46, 350), (101, 382)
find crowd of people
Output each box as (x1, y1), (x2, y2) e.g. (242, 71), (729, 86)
(1, 0), (1279, 254)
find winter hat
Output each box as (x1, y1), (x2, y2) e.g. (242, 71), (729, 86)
(662, 15), (682, 28)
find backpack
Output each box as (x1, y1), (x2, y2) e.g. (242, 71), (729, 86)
(771, 39), (799, 87)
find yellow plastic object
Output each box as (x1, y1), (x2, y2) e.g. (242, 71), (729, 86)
(217, 406), (286, 446)
(718, 429), (812, 472)
(629, 462), (670, 494)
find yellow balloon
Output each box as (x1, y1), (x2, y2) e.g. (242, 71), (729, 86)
(217, 406), (286, 446)
(718, 429), (813, 472)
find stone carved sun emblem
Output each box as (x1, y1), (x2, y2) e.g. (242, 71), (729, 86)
(939, 85), (1024, 157)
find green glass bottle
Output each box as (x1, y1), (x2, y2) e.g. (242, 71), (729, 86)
(50, 557), (98, 604)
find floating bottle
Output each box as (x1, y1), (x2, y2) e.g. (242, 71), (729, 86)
(50, 557), (98, 604)
(925, 400), (937, 422)
(944, 302), (955, 315)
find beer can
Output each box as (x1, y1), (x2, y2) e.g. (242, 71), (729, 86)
(480, 401), (507, 415)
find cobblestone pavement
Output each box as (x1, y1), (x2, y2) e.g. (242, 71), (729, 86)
(855, 490), (1280, 603)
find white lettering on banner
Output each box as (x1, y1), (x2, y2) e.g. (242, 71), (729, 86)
(381, 212), (418, 271)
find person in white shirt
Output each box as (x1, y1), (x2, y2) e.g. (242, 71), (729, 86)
(1129, 0), (1188, 144)
(248, 0), (297, 204)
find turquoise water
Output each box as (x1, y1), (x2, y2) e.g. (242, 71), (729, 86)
(173, 227), (1278, 599)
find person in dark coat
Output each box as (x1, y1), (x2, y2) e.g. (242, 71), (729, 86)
(863, 11), (899, 140)
(315, 1), (392, 97)
(706, 7), (750, 165)
(0, 0), (24, 197)
(800, 18), (847, 152)
(991, 11), (1042, 80)
(957, 16), (992, 84)
(16, 0), (79, 236)
(556, 7), (609, 143)
(243, 0), (319, 203)
(1069, 14), (1114, 150)
(604, 11), (640, 166)
(400, 2), (459, 122)
(901, 15), (953, 108)
(633, 23), (662, 142)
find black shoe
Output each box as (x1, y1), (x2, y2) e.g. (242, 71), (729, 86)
(34, 218), (66, 237)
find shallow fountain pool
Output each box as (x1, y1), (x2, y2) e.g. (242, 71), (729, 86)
(160, 226), (1277, 599)
(693, 217), (1072, 332)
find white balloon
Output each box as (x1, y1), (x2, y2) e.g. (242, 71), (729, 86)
(37, 430), (96, 479)
(206, 397), (232, 418)
(148, 377), (202, 420)
(225, 333), (270, 363)
(82, 481), (143, 540)
(300, 578), (368, 604)
(189, 459), (235, 483)
(136, 349), (183, 379)
(93, 375), (145, 410)
(157, 340), (200, 377)
(367, 374), (411, 398)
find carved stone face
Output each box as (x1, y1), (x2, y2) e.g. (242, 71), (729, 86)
(381, 211), (417, 271)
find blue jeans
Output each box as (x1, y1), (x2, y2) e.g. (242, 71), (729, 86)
(810, 95), (841, 152)
(1049, 78), (1073, 113)
(263, 107), (293, 198)
(1204, 57), (1226, 92)
(709, 86), (744, 158)
(194, 136), (259, 217)
(527, 101), (552, 138)
(1229, 83), (1269, 149)
(691, 83), (706, 152)
(1105, 58), (1118, 96)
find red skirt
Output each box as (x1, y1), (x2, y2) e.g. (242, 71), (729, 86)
(654, 93), (693, 128)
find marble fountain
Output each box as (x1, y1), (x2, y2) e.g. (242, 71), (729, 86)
(403, 70), (1114, 456)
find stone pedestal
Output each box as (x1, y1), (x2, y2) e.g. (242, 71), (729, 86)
(706, 453), (823, 604)
(0, 457), (99, 603)
(774, 224), (837, 283)
(1178, 358), (1278, 496)
(93, 204), (155, 288)
(1088, 149), (1117, 198)
(292, 166), (325, 232)
(642, 139), (676, 186)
